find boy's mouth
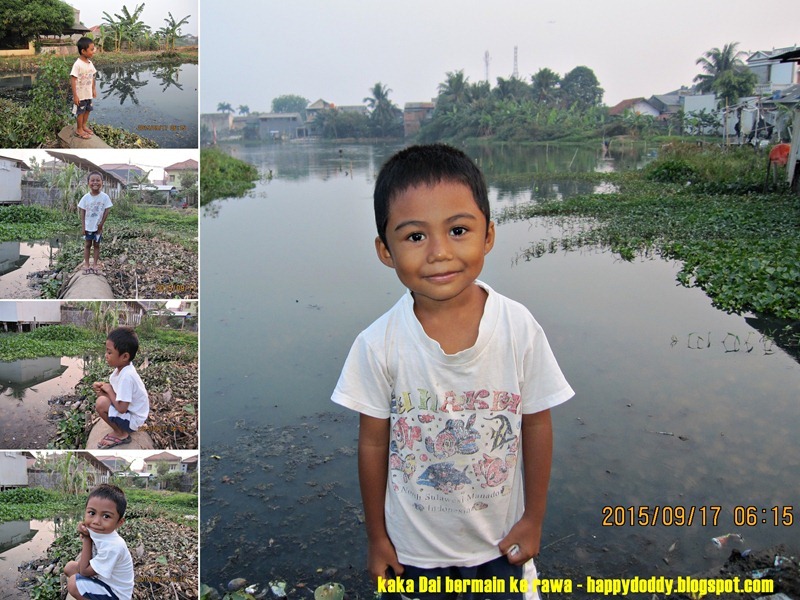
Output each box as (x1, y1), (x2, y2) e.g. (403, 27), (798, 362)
(424, 271), (460, 283)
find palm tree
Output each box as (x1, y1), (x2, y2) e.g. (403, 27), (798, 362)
(238, 105), (250, 116)
(438, 70), (470, 105)
(217, 102), (233, 114)
(531, 68), (561, 105)
(694, 42), (757, 106)
(364, 82), (399, 137)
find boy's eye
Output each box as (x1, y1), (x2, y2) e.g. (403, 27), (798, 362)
(451, 226), (468, 236)
(407, 232), (425, 242)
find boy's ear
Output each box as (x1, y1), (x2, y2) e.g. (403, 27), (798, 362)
(375, 237), (395, 269)
(121, 351), (131, 363)
(484, 221), (496, 255)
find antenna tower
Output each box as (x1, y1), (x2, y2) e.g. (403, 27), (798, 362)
(512, 46), (519, 79)
(484, 51), (491, 83)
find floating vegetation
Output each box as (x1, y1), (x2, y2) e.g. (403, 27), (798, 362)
(201, 148), (259, 206)
(92, 123), (159, 149)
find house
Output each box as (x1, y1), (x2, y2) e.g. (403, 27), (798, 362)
(608, 97), (661, 118)
(181, 455), (198, 473)
(747, 46), (800, 96)
(45, 152), (128, 200)
(0, 155), (30, 205)
(258, 113), (307, 140)
(0, 452), (28, 489)
(404, 102), (436, 137)
(93, 455), (132, 473)
(98, 163), (148, 184)
(201, 113), (234, 141)
(60, 300), (148, 328)
(163, 159), (198, 186)
(0, 301), (61, 331)
(142, 452), (183, 474)
(28, 452), (113, 489)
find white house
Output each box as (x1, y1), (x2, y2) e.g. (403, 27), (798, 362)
(747, 46), (800, 96)
(0, 155), (29, 204)
(0, 452), (28, 488)
(0, 301), (61, 326)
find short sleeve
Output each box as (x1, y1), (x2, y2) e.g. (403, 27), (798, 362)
(519, 319), (574, 414)
(89, 542), (121, 579)
(331, 331), (393, 419)
(114, 372), (134, 404)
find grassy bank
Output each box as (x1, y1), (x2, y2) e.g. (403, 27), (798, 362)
(497, 144), (800, 322)
(0, 203), (198, 299)
(200, 147), (260, 206)
(0, 48), (198, 74)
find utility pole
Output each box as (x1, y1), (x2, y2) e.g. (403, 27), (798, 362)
(513, 46), (519, 79)
(484, 50), (491, 83)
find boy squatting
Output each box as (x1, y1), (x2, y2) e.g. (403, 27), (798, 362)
(65, 484), (134, 600)
(332, 144), (574, 600)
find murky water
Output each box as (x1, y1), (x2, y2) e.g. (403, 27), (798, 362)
(0, 356), (85, 448)
(200, 143), (800, 596)
(0, 519), (57, 599)
(0, 239), (63, 299)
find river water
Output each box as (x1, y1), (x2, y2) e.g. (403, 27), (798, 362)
(200, 142), (800, 597)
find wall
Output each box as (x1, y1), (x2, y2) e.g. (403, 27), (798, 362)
(0, 159), (22, 202)
(0, 453), (28, 487)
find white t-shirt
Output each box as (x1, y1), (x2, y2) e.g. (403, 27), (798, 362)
(109, 363), (149, 430)
(78, 192), (113, 233)
(332, 280), (574, 568)
(89, 529), (134, 600)
(70, 57), (96, 101)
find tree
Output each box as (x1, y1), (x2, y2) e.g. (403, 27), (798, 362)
(694, 42), (757, 106)
(364, 82), (401, 137)
(438, 70), (471, 106)
(0, 0), (73, 45)
(237, 105), (250, 115)
(158, 11), (190, 52)
(271, 94), (309, 116)
(493, 76), (530, 102)
(216, 102), (233, 113)
(560, 66), (603, 110)
(531, 68), (561, 105)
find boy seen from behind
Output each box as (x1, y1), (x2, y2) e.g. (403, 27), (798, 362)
(65, 483), (134, 600)
(70, 36), (97, 139)
(332, 144), (574, 599)
(94, 326), (149, 449)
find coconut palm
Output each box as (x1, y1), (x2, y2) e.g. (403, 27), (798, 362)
(364, 82), (399, 137)
(531, 68), (561, 105)
(217, 102), (233, 114)
(438, 70), (471, 105)
(694, 42), (757, 105)
(238, 105), (250, 116)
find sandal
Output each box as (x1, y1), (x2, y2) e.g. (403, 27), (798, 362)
(97, 434), (131, 449)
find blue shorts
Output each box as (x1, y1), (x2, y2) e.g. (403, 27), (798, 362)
(76, 99), (93, 115)
(84, 231), (102, 243)
(381, 555), (528, 600)
(109, 416), (135, 433)
(75, 573), (120, 600)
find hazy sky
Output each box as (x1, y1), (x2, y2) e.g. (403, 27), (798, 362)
(200, 0), (800, 114)
(70, 0), (198, 37)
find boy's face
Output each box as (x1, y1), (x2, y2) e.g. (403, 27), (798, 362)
(105, 339), (130, 368)
(88, 175), (103, 194)
(376, 181), (494, 308)
(82, 43), (96, 59)
(84, 496), (124, 534)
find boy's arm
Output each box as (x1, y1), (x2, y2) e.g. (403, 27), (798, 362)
(97, 207), (110, 232)
(92, 72), (97, 98)
(71, 75), (79, 105)
(359, 414), (404, 583)
(499, 409), (553, 565)
(79, 207), (86, 232)
(78, 531), (98, 577)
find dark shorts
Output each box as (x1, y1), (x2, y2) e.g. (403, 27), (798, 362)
(76, 99), (93, 115)
(75, 573), (120, 600)
(84, 231), (102, 243)
(109, 415), (135, 433)
(382, 555), (525, 600)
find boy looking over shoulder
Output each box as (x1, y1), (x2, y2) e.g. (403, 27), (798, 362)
(94, 326), (150, 449)
(64, 483), (134, 600)
(332, 144), (574, 599)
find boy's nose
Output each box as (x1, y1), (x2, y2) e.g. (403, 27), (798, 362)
(427, 237), (453, 262)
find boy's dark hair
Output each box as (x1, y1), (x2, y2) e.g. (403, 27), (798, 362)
(373, 144), (490, 248)
(88, 483), (127, 519)
(76, 37), (94, 55)
(87, 171), (103, 182)
(107, 326), (139, 361)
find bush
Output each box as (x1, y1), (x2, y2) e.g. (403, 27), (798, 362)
(646, 158), (698, 183)
(0, 487), (60, 504)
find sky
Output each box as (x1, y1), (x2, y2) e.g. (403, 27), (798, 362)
(200, 0), (800, 114)
(1, 150), (199, 183)
(70, 0), (198, 37)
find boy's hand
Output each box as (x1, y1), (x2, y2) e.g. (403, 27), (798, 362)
(367, 536), (404, 585)
(77, 522), (90, 538)
(499, 516), (542, 565)
(92, 381), (104, 393)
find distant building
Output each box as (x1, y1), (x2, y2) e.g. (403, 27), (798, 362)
(163, 159), (198, 186)
(258, 113), (307, 140)
(608, 97), (660, 118)
(404, 102), (436, 137)
(747, 46), (800, 96)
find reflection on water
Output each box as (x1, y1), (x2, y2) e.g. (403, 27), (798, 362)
(0, 238), (63, 299)
(0, 356), (85, 448)
(200, 143), (800, 595)
(0, 519), (58, 596)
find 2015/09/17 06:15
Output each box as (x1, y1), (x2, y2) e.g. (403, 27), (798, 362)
(601, 505), (795, 527)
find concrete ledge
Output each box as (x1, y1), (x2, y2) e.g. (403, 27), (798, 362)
(86, 420), (154, 450)
(58, 125), (112, 149)
(59, 268), (114, 299)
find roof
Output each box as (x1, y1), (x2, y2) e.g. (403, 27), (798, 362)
(608, 97), (653, 116)
(747, 46), (800, 65)
(404, 102), (436, 110)
(46, 152), (128, 186)
(164, 159), (198, 171)
(258, 113), (302, 120)
(144, 451), (182, 462)
(181, 455), (198, 464)
(0, 155), (31, 170)
(774, 48), (800, 63)
(307, 99), (332, 110)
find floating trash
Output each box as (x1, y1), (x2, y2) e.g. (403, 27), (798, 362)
(711, 533), (743, 548)
(314, 582), (345, 600)
(228, 578), (248, 591)
(269, 580), (287, 598)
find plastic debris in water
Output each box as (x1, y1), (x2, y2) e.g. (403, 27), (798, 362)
(269, 581), (287, 598)
(314, 582), (345, 600)
(711, 533), (743, 548)
(750, 569), (771, 579)
(246, 585), (259, 594)
(774, 555), (794, 568)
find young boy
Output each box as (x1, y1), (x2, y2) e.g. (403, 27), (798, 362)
(94, 326), (149, 449)
(332, 144), (574, 599)
(64, 483), (134, 600)
(70, 37), (97, 139)
(78, 171), (112, 274)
